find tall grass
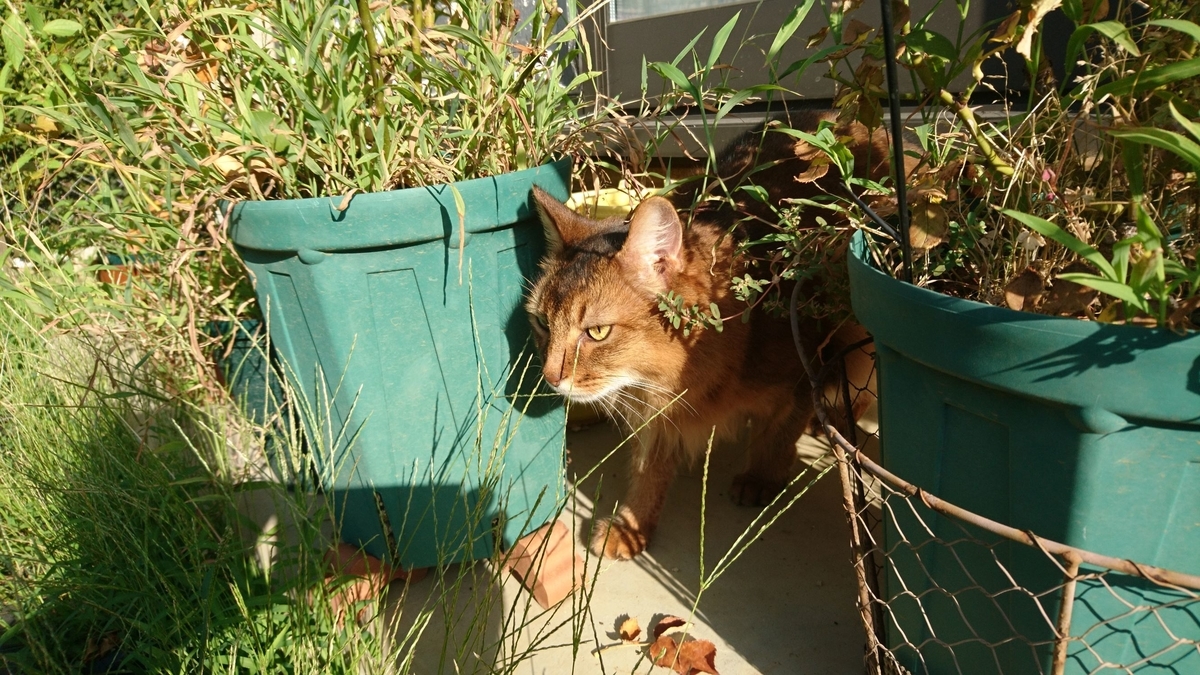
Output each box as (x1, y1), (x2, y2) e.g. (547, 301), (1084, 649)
(0, 211), (406, 672)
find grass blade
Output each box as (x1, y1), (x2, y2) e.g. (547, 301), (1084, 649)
(1095, 57), (1200, 98)
(706, 11), (740, 70)
(1002, 209), (1117, 279)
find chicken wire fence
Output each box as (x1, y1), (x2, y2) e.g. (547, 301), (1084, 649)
(807, 338), (1200, 675)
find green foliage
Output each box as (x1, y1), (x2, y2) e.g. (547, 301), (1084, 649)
(2, 0), (608, 388)
(657, 290), (722, 337)
(10, 0), (596, 200)
(0, 252), (391, 672)
(803, 0), (1200, 330)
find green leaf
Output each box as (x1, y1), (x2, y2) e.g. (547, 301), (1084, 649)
(1169, 101), (1200, 145)
(649, 61), (701, 101)
(1148, 19), (1200, 44)
(707, 11), (740, 70)
(23, 3), (42, 31)
(716, 84), (787, 121)
(1090, 20), (1141, 56)
(1065, 21), (1140, 75)
(709, 302), (720, 319)
(767, 0), (816, 68)
(1095, 58), (1200, 99)
(906, 29), (958, 62)
(169, 140), (201, 172)
(565, 70), (601, 91)
(1111, 238), (1131, 284)
(1108, 127), (1200, 170)
(1130, 247), (1165, 289)
(2, 12), (25, 72)
(777, 43), (843, 82)
(1062, 0), (1083, 23)
(41, 18), (82, 37)
(1002, 209), (1117, 279)
(1059, 273), (1146, 309)
(109, 107), (141, 155)
(670, 30), (705, 68)
(739, 185), (769, 203)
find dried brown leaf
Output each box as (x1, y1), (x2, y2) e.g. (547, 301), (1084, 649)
(1081, 0), (1109, 21)
(794, 160), (830, 183)
(1016, 0), (1063, 59)
(842, 19), (873, 46)
(1042, 264), (1097, 316)
(677, 639), (720, 675)
(650, 635), (680, 669)
(1097, 299), (1123, 323)
(891, 0), (911, 29)
(649, 634), (720, 675)
(653, 615), (687, 639)
(1004, 268), (1046, 312)
(83, 631), (120, 663)
(991, 11), (1021, 44)
(806, 26), (829, 49)
(619, 616), (641, 642)
(793, 140), (824, 162)
(1167, 296), (1200, 331)
(908, 200), (949, 250)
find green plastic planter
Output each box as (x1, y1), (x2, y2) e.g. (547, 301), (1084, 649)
(847, 231), (1200, 674)
(229, 161), (570, 570)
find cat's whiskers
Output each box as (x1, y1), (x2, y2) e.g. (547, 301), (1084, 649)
(622, 380), (697, 417)
(596, 393), (637, 434)
(606, 398), (639, 432)
(611, 390), (652, 426)
(613, 388), (679, 435)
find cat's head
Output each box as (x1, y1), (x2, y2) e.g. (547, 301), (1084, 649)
(524, 187), (687, 404)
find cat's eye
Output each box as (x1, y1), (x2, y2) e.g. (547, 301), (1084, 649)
(533, 313), (549, 330)
(586, 325), (612, 341)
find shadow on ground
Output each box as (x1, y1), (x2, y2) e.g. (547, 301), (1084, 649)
(556, 423), (864, 675)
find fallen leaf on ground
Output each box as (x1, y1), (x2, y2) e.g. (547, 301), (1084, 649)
(649, 634), (720, 674)
(677, 639), (719, 675)
(650, 635), (679, 668)
(619, 616), (641, 642)
(653, 615), (687, 639)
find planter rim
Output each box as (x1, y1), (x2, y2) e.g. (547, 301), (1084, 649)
(848, 230), (1200, 425)
(228, 159), (571, 253)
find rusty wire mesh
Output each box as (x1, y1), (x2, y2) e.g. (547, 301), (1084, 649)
(809, 339), (1200, 675)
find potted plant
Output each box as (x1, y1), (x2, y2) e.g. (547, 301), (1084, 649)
(26, 0), (606, 571)
(812, 1), (1200, 672)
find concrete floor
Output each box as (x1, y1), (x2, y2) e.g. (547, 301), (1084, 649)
(381, 422), (866, 675)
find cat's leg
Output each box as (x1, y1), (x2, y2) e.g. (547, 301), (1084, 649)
(590, 429), (678, 560)
(731, 405), (810, 507)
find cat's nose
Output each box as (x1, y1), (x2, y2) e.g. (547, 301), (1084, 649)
(544, 349), (568, 387)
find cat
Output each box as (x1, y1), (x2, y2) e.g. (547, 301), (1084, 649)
(526, 110), (890, 560)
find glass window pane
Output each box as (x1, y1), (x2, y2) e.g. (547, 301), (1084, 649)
(610, 0), (748, 22)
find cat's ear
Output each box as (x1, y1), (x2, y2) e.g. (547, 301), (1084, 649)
(531, 186), (589, 254)
(619, 196), (682, 292)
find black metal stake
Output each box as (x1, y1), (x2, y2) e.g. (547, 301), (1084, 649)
(879, 0), (914, 284)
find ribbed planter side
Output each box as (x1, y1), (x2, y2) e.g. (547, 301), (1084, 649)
(847, 231), (1200, 674)
(230, 161), (570, 569)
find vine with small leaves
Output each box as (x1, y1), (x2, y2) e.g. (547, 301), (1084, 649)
(657, 291), (723, 337)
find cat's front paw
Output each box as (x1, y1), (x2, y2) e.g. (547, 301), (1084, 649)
(589, 516), (648, 560)
(730, 473), (786, 507)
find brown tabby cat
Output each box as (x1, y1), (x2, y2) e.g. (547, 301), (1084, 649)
(526, 111), (889, 560)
